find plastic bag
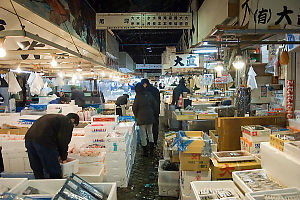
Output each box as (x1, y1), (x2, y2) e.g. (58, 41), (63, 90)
(247, 66), (258, 90)
(7, 72), (22, 94)
(265, 49), (279, 74)
(30, 73), (44, 96)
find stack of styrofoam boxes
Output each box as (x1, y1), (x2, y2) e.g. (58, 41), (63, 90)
(158, 160), (180, 197)
(1, 139), (32, 173)
(0, 113), (21, 127)
(17, 115), (42, 128)
(180, 168), (211, 200)
(47, 104), (82, 115)
(240, 125), (271, 155)
(104, 129), (133, 187)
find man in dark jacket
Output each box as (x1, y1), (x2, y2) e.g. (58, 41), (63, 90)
(25, 113), (79, 179)
(172, 78), (190, 108)
(141, 79), (160, 145)
(71, 86), (85, 108)
(115, 94), (129, 116)
(133, 83), (158, 156)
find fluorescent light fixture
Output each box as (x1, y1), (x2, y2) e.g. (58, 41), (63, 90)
(58, 71), (63, 78)
(193, 49), (218, 54)
(233, 55), (245, 69)
(203, 42), (208, 45)
(17, 42), (24, 49)
(109, 74), (113, 78)
(76, 67), (83, 72)
(0, 47), (6, 57)
(10, 68), (32, 74)
(51, 58), (58, 67)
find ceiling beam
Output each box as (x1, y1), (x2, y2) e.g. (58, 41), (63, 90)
(7, 49), (64, 55)
(120, 43), (178, 46)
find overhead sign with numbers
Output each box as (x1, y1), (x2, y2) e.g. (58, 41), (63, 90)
(170, 54), (199, 68)
(96, 13), (192, 29)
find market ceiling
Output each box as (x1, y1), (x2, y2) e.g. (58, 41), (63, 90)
(87, 0), (204, 65)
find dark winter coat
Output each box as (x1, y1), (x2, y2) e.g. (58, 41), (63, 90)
(71, 89), (85, 107)
(25, 114), (74, 161)
(171, 83), (190, 107)
(133, 91), (158, 125)
(146, 84), (160, 115)
(116, 95), (128, 106)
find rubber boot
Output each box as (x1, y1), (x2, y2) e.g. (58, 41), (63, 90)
(149, 142), (154, 156)
(142, 145), (148, 157)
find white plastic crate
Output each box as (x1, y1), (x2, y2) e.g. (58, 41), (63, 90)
(61, 158), (79, 178)
(191, 181), (244, 200)
(284, 141), (300, 162)
(77, 165), (104, 183)
(232, 169), (283, 194)
(158, 180), (179, 197)
(261, 142), (300, 188)
(158, 160), (179, 185)
(9, 179), (66, 197)
(0, 178), (27, 193)
(2, 150), (32, 173)
(245, 188), (300, 200)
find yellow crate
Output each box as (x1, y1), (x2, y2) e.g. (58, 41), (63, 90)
(175, 114), (197, 121)
(197, 113), (218, 120)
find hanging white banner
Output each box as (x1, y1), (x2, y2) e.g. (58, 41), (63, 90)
(96, 12), (192, 29)
(170, 54), (199, 68)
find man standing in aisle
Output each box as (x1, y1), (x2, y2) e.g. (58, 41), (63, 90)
(71, 86), (86, 108)
(172, 78), (190, 108)
(25, 113), (79, 179)
(141, 79), (160, 145)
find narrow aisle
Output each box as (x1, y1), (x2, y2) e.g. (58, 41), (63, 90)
(117, 120), (177, 200)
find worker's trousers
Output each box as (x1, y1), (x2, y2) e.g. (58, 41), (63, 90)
(25, 140), (62, 179)
(139, 124), (154, 147)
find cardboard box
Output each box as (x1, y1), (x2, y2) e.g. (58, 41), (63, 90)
(177, 131), (205, 154)
(0, 127), (28, 135)
(179, 152), (210, 171)
(180, 167), (211, 196)
(170, 150), (180, 163)
(211, 158), (261, 180)
(241, 125), (271, 137)
(209, 130), (218, 144)
(270, 133), (300, 152)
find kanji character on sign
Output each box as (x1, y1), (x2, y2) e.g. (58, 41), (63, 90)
(174, 56), (184, 67)
(275, 6), (293, 25)
(219, 164), (235, 177)
(99, 18), (105, 24)
(187, 55), (197, 66)
(124, 18), (129, 24)
(254, 8), (271, 24)
(0, 19), (6, 31)
(241, 0), (251, 26)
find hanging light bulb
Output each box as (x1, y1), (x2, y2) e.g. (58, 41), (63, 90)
(51, 58), (58, 67)
(90, 69), (95, 75)
(233, 46), (245, 69)
(233, 55), (245, 69)
(16, 65), (22, 73)
(0, 37), (6, 58)
(215, 60), (224, 72)
(76, 64), (82, 72)
(58, 71), (63, 78)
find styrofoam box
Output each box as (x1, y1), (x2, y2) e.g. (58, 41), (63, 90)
(61, 159), (79, 178)
(91, 183), (117, 200)
(105, 166), (129, 177)
(242, 132), (269, 143)
(261, 142), (300, 188)
(180, 191), (196, 200)
(158, 180), (179, 197)
(77, 165), (104, 183)
(180, 168), (211, 197)
(106, 150), (131, 161)
(9, 179), (66, 197)
(1, 140), (25, 151)
(72, 128), (85, 136)
(284, 141), (300, 162)
(232, 169), (282, 194)
(158, 160), (179, 185)
(84, 123), (115, 134)
(2, 150), (32, 173)
(105, 174), (129, 188)
(245, 188), (300, 200)
(91, 115), (118, 123)
(0, 178), (27, 193)
(105, 156), (130, 169)
(190, 181), (244, 200)
(69, 136), (86, 147)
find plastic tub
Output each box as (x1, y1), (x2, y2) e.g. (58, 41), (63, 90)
(158, 160), (179, 185)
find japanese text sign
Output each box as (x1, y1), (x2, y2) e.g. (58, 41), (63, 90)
(170, 54), (200, 68)
(240, 0), (300, 29)
(96, 13), (192, 29)
(286, 80), (294, 119)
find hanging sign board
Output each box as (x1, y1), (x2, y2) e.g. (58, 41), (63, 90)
(136, 64), (162, 70)
(96, 13), (192, 29)
(287, 34), (300, 51)
(170, 54), (200, 68)
(240, 0), (300, 29)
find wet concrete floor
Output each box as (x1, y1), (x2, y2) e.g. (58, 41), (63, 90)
(117, 125), (178, 200)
